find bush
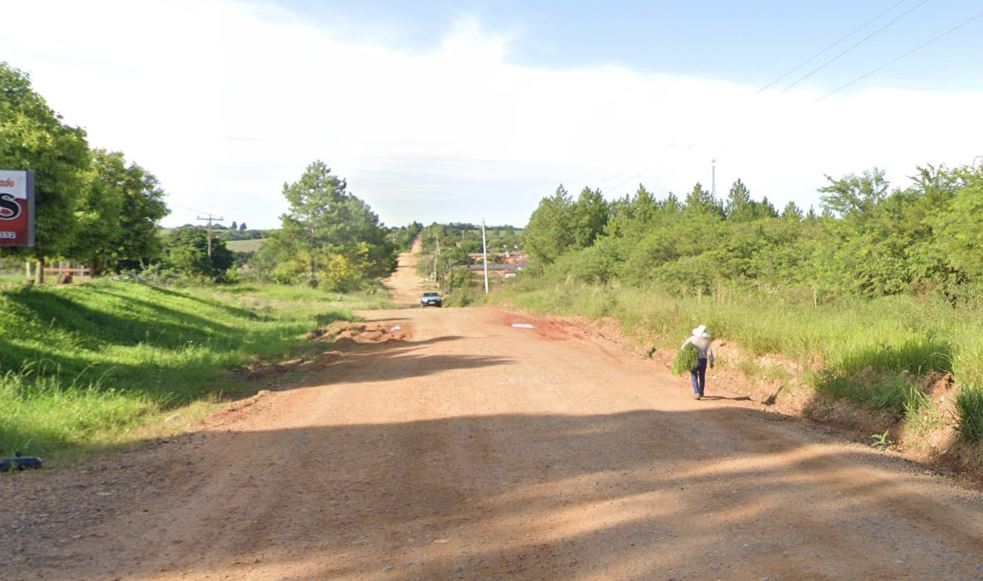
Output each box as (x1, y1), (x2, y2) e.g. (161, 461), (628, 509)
(162, 228), (234, 281)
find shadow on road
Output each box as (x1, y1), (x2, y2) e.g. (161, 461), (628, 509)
(8, 406), (981, 580)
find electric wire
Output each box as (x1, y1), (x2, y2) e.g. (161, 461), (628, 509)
(782, 0), (931, 92)
(757, 0), (907, 93)
(817, 7), (983, 101)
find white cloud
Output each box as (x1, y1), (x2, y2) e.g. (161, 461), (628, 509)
(4, 0), (982, 227)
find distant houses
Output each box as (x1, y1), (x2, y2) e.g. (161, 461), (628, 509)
(466, 251), (528, 277)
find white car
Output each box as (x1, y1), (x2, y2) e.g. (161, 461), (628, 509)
(420, 291), (443, 307)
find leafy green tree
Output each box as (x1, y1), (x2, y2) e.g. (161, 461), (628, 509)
(937, 179), (983, 281)
(269, 160), (394, 289)
(725, 179), (754, 221)
(685, 182), (724, 217)
(630, 184), (658, 223)
(71, 150), (167, 274)
(819, 168), (889, 224)
(67, 151), (124, 275)
(662, 192), (682, 214)
(163, 228), (233, 280)
(758, 196), (779, 218)
(781, 201), (803, 221)
(571, 187), (609, 248)
(524, 185), (575, 268)
(0, 62), (89, 279)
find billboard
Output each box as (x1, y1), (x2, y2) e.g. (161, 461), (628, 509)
(0, 170), (36, 247)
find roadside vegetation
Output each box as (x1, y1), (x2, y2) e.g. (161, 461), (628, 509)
(501, 163), (983, 454)
(0, 280), (391, 459)
(0, 62), (408, 461)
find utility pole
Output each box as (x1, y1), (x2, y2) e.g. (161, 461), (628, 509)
(711, 158), (716, 198)
(433, 232), (441, 286)
(197, 214), (224, 257)
(481, 220), (489, 295)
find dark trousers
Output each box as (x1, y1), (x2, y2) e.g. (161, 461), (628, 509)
(690, 358), (708, 396)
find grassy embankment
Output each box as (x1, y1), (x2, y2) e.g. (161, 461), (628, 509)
(491, 279), (983, 451)
(0, 280), (390, 459)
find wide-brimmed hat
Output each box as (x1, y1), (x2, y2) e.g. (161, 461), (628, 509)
(692, 325), (710, 338)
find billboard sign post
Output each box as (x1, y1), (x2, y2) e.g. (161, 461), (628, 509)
(0, 170), (36, 248)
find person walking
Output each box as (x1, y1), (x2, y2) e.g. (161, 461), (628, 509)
(681, 325), (714, 400)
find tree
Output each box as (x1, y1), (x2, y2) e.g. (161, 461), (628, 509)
(819, 168), (889, 224)
(571, 187), (609, 248)
(524, 185), (575, 268)
(684, 182), (724, 217)
(725, 179), (754, 221)
(937, 180), (983, 282)
(270, 160), (394, 289)
(230, 221), (237, 231)
(68, 150), (168, 274)
(758, 196), (779, 218)
(239, 222), (247, 231)
(781, 201), (803, 221)
(0, 62), (90, 280)
(163, 227), (233, 280)
(67, 150), (124, 275)
(114, 156), (168, 269)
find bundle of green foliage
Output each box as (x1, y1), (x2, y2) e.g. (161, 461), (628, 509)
(671, 343), (700, 375)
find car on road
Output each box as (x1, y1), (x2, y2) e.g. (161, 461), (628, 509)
(420, 291), (443, 307)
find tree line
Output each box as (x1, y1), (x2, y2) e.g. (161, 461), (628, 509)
(0, 62), (167, 280)
(1, 62), (400, 290)
(522, 163), (983, 304)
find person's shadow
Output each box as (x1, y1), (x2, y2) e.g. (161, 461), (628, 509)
(700, 395), (752, 401)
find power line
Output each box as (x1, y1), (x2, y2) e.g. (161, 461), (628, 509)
(169, 201), (216, 216)
(782, 0), (932, 92)
(197, 214), (224, 257)
(758, 0), (907, 93)
(817, 7), (983, 101)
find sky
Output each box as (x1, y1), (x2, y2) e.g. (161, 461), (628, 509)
(4, 0), (983, 228)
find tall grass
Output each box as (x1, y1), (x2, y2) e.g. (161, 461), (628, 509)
(0, 280), (374, 457)
(493, 279), (983, 438)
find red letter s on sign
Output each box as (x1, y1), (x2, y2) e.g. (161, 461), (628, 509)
(0, 193), (22, 220)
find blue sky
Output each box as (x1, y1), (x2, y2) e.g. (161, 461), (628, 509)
(6, 0), (983, 228)
(271, 0), (983, 91)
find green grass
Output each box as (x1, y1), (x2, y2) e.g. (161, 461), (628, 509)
(956, 386), (983, 440)
(0, 280), (383, 458)
(492, 279), (983, 439)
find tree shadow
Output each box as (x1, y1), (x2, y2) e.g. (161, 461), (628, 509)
(141, 285), (261, 319)
(699, 395), (752, 401)
(3, 286), (241, 350)
(5, 408), (981, 580)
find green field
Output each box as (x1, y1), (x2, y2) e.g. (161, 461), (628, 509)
(0, 280), (390, 459)
(226, 238), (266, 253)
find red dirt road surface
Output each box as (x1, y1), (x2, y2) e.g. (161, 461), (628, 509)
(2, 247), (983, 580)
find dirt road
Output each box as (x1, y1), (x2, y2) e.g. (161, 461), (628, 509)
(3, 247), (983, 580)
